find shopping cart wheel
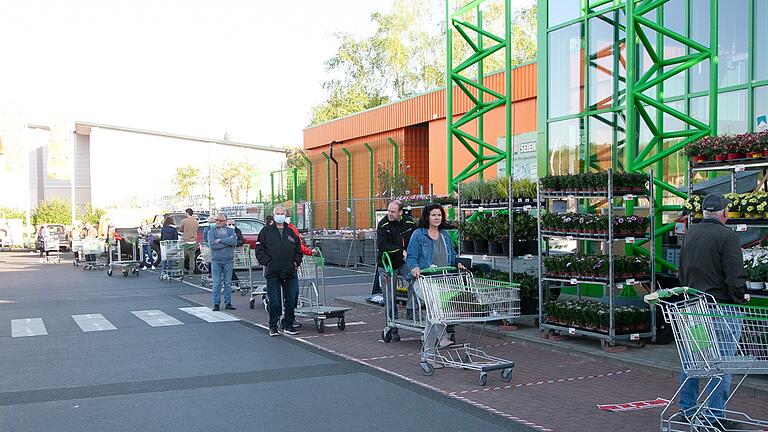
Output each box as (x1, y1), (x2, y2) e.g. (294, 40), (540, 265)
(382, 328), (393, 343)
(478, 372), (488, 386)
(122, 269), (129, 277)
(315, 318), (325, 333)
(420, 362), (434, 376)
(337, 317), (345, 331)
(132, 268), (139, 277)
(249, 299), (255, 309)
(107, 267), (113, 276)
(72, 260), (77, 267)
(501, 368), (513, 382)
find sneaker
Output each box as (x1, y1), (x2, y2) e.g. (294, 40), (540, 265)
(151, 266), (156, 270)
(294, 322), (302, 328)
(224, 303), (236, 310)
(712, 419), (744, 431)
(283, 326), (300, 335)
(212, 304), (220, 311)
(269, 327), (280, 337)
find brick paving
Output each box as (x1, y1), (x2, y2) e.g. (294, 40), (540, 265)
(180, 282), (768, 432)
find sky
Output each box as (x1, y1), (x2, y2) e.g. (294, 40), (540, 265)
(0, 0), (394, 148)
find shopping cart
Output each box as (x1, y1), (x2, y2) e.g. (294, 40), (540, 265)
(82, 238), (106, 271)
(40, 236), (61, 264)
(418, 269), (519, 386)
(107, 237), (141, 277)
(198, 243), (212, 286)
(644, 287), (768, 431)
(380, 251), (426, 343)
(294, 251), (350, 333)
(232, 245), (254, 295)
(160, 240), (185, 282)
(72, 239), (84, 266)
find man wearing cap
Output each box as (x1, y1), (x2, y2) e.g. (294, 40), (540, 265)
(678, 193), (749, 429)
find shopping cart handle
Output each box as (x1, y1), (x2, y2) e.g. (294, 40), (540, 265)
(381, 251), (395, 275)
(420, 265), (461, 275)
(643, 287), (699, 304)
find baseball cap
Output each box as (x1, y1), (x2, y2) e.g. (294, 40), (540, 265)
(701, 193), (730, 212)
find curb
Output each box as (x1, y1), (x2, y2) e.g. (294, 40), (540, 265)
(335, 295), (768, 398)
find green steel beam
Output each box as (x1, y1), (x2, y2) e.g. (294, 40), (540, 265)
(342, 147), (352, 227)
(291, 168), (298, 221)
(321, 152), (331, 227)
(387, 138), (399, 178)
(364, 143), (374, 226)
(477, 7), (484, 180)
(302, 155), (313, 202)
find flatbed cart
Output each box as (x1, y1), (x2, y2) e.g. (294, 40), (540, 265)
(418, 269), (519, 386)
(381, 251), (426, 343)
(645, 288), (768, 432)
(107, 238), (140, 277)
(81, 238), (106, 271)
(294, 251), (350, 333)
(160, 240), (185, 282)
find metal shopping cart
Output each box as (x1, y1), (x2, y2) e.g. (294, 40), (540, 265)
(294, 251), (350, 333)
(40, 236), (61, 264)
(381, 251), (426, 343)
(72, 239), (84, 266)
(81, 238), (106, 271)
(198, 243), (212, 286)
(232, 245), (254, 295)
(107, 237), (141, 277)
(418, 269), (519, 386)
(644, 287), (768, 431)
(160, 240), (185, 282)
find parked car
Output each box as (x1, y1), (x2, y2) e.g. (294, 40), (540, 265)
(194, 217), (265, 272)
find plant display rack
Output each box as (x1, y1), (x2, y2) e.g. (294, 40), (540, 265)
(537, 169), (657, 348)
(687, 158), (768, 300)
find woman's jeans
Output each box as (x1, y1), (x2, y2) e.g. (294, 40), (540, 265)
(210, 260), (233, 306)
(678, 307), (743, 418)
(141, 244), (152, 267)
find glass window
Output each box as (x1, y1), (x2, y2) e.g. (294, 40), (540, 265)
(549, 1), (581, 28)
(689, 95), (710, 125)
(548, 118), (583, 175)
(755, 86), (768, 131)
(663, 100), (686, 132)
(663, 0), (686, 97)
(589, 11), (626, 110)
(718, 0), (749, 87)
(690, 0), (710, 93)
(548, 23), (584, 118)
(589, 115), (614, 171)
(756, 0), (768, 81)
(718, 90), (748, 134)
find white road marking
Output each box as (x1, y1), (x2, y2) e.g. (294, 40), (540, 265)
(178, 307), (239, 323)
(72, 314), (117, 332)
(11, 318), (48, 337)
(131, 310), (183, 327)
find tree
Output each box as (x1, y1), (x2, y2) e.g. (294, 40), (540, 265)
(219, 160), (255, 203)
(78, 203), (105, 226)
(32, 199), (71, 225)
(309, 1), (537, 126)
(285, 147), (308, 170)
(172, 165), (200, 201)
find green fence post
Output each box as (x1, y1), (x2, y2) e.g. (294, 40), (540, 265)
(342, 147), (352, 227)
(364, 143), (375, 226)
(321, 152), (331, 228)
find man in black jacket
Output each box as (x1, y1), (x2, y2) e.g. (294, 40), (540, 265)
(376, 200), (417, 336)
(678, 193), (750, 429)
(254, 206), (303, 337)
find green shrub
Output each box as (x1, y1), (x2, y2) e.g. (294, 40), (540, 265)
(32, 199), (72, 225)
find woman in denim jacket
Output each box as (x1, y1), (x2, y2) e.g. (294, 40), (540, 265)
(406, 203), (464, 349)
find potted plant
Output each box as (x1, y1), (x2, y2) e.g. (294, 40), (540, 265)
(471, 216), (490, 254)
(724, 193), (743, 218)
(487, 214), (505, 256)
(512, 212), (537, 256)
(494, 178), (509, 205)
(461, 181), (481, 207)
(721, 135), (745, 160)
(458, 221), (475, 254)
(685, 194), (703, 218)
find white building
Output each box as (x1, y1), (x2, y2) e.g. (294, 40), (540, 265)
(0, 121), (287, 213)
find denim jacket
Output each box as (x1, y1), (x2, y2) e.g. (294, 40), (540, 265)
(207, 226), (237, 263)
(406, 228), (456, 279)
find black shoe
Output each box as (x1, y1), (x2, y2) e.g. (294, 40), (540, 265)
(269, 327), (280, 337)
(224, 303), (236, 310)
(212, 304), (220, 311)
(283, 326), (300, 335)
(293, 322), (302, 328)
(391, 331), (401, 342)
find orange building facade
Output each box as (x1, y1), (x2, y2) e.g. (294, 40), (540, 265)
(303, 63), (538, 229)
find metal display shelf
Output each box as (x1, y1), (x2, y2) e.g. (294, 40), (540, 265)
(690, 158), (768, 172)
(537, 169), (657, 348)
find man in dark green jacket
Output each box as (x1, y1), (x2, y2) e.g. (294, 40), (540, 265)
(376, 200), (417, 336)
(677, 193), (749, 429)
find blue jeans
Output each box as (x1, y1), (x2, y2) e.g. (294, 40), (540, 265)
(266, 275), (298, 329)
(141, 244), (153, 267)
(211, 260), (233, 306)
(679, 309), (743, 417)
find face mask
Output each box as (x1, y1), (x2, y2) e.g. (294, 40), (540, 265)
(274, 215), (286, 224)
(285, 217), (291, 225)
(227, 225), (234, 228)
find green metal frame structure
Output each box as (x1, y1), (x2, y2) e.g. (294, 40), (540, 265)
(446, 0), (513, 191)
(538, 0), (767, 270)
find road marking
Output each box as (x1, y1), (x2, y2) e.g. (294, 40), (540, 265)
(72, 314), (117, 332)
(11, 318), (48, 337)
(178, 307), (239, 323)
(131, 310), (183, 327)
(449, 369), (633, 395)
